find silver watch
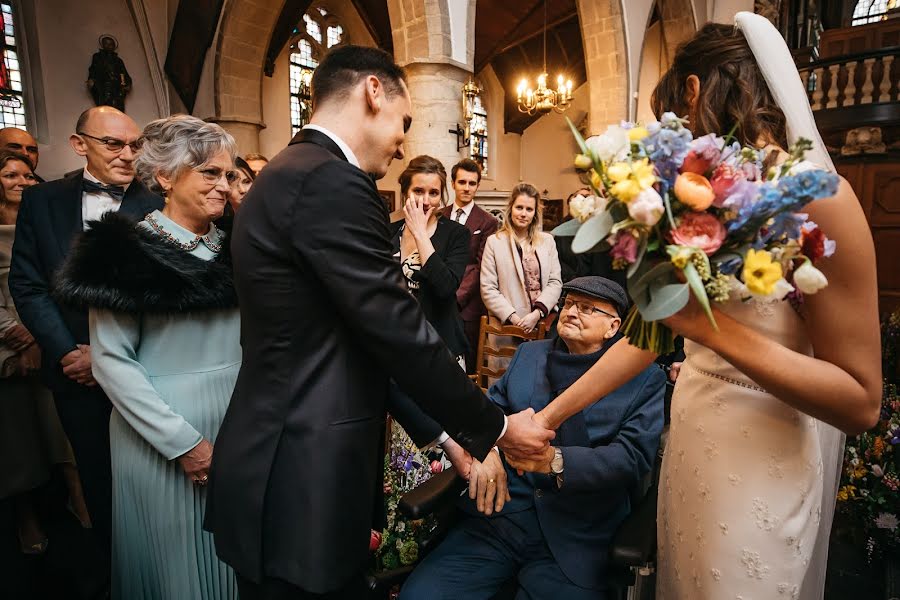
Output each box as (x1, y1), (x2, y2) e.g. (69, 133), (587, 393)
(550, 447), (564, 475)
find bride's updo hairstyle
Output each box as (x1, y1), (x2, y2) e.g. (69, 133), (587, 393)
(651, 22), (787, 150)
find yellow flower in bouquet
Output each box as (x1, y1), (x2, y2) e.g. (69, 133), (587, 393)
(742, 249), (782, 296)
(608, 158), (655, 202)
(628, 126), (650, 141)
(837, 485), (857, 502)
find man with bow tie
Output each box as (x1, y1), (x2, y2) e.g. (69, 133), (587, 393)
(9, 106), (162, 561)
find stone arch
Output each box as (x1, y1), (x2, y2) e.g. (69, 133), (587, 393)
(576, 0), (630, 134)
(387, 0), (452, 67)
(213, 0), (283, 153)
(635, 0), (698, 121)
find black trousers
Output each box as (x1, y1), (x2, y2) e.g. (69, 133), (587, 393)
(52, 386), (113, 553)
(236, 573), (367, 600)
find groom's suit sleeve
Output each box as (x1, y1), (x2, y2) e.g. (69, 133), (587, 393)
(294, 160), (505, 461)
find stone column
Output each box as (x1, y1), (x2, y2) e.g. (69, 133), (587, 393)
(403, 62), (468, 173)
(388, 0), (476, 173)
(577, 0), (629, 133)
(212, 119), (264, 155)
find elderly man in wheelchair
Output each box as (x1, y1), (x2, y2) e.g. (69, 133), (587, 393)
(399, 276), (666, 600)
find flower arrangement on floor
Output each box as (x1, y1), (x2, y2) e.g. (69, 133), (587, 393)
(837, 309), (900, 561)
(556, 114), (840, 354)
(373, 423), (447, 572)
(838, 380), (900, 560)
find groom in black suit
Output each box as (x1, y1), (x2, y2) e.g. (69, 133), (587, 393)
(207, 46), (555, 599)
(9, 106), (162, 553)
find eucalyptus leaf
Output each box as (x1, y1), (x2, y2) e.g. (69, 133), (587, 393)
(637, 282), (690, 321)
(551, 218), (582, 237)
(628, 261), (675, 299)
(627, 234), (649, 278)
(566, 117), (589, 156)
(683, 261), (719, 330)
(572, 211), (614, 254)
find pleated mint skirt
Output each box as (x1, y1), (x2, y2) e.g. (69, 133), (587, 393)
(110, 364), (240, 600)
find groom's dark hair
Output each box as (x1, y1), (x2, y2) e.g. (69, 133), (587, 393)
(311, 45), (407, 109)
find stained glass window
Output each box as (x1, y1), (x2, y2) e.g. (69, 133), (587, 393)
(327, 25), (343, 48)
(852, 0), (897, 25)
(0, 2), (26, 129)
(304, 14), (321, 43)
(289, 8), (346, 134)
(469, 93), (488, 177)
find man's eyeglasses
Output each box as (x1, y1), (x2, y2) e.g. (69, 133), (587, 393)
(561, 297), (618, 319)
(77, 131), (143, 153)
(195, 167), (239, 185)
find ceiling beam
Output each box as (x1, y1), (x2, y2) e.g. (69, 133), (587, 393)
(477, 10), (579, 73)
(349, 0), (385, 49)
(475, 1), (546, 72)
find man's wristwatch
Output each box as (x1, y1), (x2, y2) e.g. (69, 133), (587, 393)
(550, 447), (564, 488)
(550, 447), (564, 475)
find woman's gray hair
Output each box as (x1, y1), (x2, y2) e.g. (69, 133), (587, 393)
(134, 115), (236, 194)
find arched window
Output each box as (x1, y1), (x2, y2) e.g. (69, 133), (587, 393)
(468, 91), (488, 177)
(0, 2), (26, 129)
(289, 7), (346, 135)
(852, 0), (897, 25)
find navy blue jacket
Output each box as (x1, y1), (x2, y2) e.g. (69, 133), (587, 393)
(460, 338), (665, 590)
(8, 172), (162, 393)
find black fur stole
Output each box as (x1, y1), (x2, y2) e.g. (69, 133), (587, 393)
(54, 211), (237, 314)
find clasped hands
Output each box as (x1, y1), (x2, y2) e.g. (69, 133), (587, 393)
(442, 408), (556, 515)
(60, 344), (97, 386)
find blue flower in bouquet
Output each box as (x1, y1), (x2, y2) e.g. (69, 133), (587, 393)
(644, 125), (693, 165)
(777, 170), (840, 204)
(721, 179), (759, 214)
(689, 133), (724, 162)
(765, 211), (809, 241)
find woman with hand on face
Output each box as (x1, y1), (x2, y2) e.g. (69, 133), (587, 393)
(480, 183), (562, 338)
(56, 115), (240, 599)
(0, 151), (89, 554)
(386, 155), (473, 461)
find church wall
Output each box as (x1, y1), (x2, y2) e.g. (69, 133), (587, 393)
(518, 82), (590, 201)
(29, 0), (171, 180)
(637, 20), (665, 124)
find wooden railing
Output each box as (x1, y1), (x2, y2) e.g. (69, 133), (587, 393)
(799, 46), (900, 111)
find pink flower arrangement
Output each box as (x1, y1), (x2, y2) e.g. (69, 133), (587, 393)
(610, 232), (639, 265)
(669, 212), (726, 255)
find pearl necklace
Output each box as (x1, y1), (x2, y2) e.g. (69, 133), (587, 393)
(145, 212), (223, 253)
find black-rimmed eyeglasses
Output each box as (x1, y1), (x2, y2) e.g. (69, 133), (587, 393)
(77, 131), (143, 153)
(561, 297), (618, 319)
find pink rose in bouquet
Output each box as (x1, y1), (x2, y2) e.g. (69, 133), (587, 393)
(670, 212), (726, 255)
(710, 163), (745, 207)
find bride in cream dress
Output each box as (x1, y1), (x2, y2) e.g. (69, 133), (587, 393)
(508, 12), (882, 600)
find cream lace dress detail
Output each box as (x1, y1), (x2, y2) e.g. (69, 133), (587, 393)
(656, 292), (827, 600)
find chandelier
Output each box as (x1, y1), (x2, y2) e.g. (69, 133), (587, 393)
(516, 0), (573, 115)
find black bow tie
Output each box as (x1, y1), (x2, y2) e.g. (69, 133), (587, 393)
(82, 179), (125, 201)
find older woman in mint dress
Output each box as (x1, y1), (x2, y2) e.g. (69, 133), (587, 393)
(56, 115), (240, 599)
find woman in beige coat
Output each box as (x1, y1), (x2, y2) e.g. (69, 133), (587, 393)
(480, 182), (562, 349)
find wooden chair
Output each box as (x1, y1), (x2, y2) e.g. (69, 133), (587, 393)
(470, 314), (553, 391)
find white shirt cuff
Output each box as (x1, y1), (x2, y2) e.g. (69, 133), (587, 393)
(497, 415), (508, 444)
(433, 431), (450, 448)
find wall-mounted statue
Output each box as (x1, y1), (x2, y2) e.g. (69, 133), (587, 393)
(87, 35), (131, 111)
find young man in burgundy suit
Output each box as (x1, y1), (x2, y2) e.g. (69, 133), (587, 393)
(441, 159), (498, 373)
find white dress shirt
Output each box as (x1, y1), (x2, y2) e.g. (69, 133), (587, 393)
(81, 168), (126, 230)
(302, 124), (360, 168)
(450, 200), (476, 225)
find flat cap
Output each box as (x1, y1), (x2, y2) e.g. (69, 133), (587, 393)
(562, 276), (629, 317)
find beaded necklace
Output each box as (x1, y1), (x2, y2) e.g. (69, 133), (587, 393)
(144, 212), (223, 253)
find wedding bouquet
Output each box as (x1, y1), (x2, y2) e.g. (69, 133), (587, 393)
(556, 113), (840, 354)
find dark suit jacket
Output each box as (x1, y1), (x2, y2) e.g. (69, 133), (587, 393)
(8, 172), (162, 393)
(440, 203), (497, 321)
(390, 216), (470, 356)
(461, 339), (664, 589)
(206, 128), (505, 593)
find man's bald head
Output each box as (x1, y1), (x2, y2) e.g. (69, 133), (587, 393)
(71, 106), (142, 186)
(0, 127), (38, 169)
